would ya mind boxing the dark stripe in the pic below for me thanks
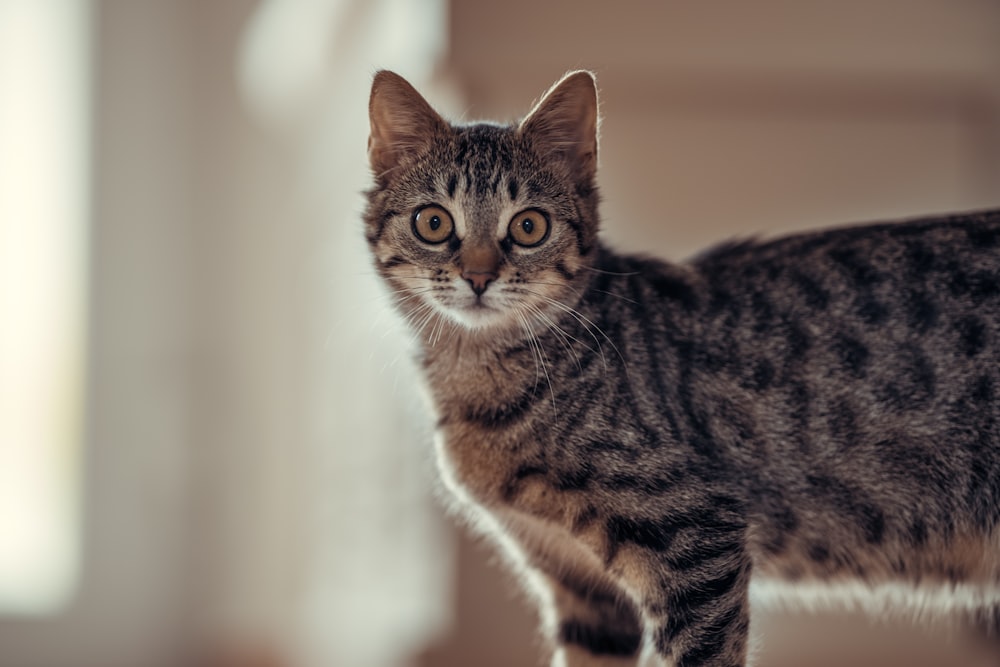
[526,177,545,198]
[646,269,700,312]
[559,620,641,657]
[556,570,628,608]
[657,571,745,649]
[828,246,883,287]
[751,290,775,333]
[378,255,407,270]
[551,376,606,442]
[971,375,994,404]
[833,333,870,377]
[806,474,886,544]
[784,319,811,359]
[674,341,721,461]
[554,261,576,281]
[856,294,888,325]
[790,270,830,310]
[501,463,546,501]
[748,359,775,391]
[446,173,458,198]
[553,459,594,491]
[676,567,743,615]
[474,164,491,196]
[950,268,1000,303]
[906,290,938,333]
[607,516,675,553]
[904,240,937,274]
[909,517,928,547]
[453,136,469,165]
[369,208,399,243]
[956,315,987,357]
[807,542,830,563]
[571,504,600,533]
[462,383,541,429]
[571,201,592,254]
[663,536,744,573]
[566,219,588,255]
[675,603,745,667]
[602,471,685,495]
[607,509,743,557]
[628,276,684,442]
[507,178,519,201]
[967,224,1000,248]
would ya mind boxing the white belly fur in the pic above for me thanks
[750,576,1000,622]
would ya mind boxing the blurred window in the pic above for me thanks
[0,0,89,615]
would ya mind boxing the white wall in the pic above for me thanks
[0,2,452,666]
[0,2,194,664]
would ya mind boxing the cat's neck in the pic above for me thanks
[411,319,528,418]
[416,315,533,377]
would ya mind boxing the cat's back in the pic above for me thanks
[685,209,1000,387]
[694,209,1000,319]
[657,209,1000,588]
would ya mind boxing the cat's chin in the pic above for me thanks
[446,304,511,331]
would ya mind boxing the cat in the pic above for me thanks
[363,69,1000,667]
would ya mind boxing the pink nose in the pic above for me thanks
[461,269,497,296]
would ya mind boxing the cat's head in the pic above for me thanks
[364,70,601,336]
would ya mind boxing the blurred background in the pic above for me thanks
[1,1,999,666]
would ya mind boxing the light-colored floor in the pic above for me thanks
[756,613,998,667]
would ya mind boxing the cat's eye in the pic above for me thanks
[412,205,454,244]
[508,209,550,247]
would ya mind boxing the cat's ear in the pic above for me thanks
[519,71,599,184]
[368,71,447,180]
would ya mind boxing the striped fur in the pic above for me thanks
[364,70,1000,666]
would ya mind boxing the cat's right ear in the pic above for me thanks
[368,71,447,181]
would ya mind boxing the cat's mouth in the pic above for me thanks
[455,299,501,324]
[437,292,509,330]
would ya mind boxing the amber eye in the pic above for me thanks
[413,205,454,244]
[508,209,550,247]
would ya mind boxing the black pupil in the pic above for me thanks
[429,215,441,231]
[521,218,534,235]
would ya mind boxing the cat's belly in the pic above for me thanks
[750,575,1000,618]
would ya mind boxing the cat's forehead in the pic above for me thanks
[449,123,518,172]
[439,123,558,201]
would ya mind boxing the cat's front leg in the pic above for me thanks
[530,569,646,667]
[636,545,753,667]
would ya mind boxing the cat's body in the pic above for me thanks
[364,70,1000,666]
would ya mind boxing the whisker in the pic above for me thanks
[519,302,585,374]
[579,265,639,277]
[514,310,557,416]
[525,278,639,307]
[518,286,627,375]
[408,304,440,343]
[514,310,543,390]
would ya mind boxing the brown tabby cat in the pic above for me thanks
[363,69,1000,666]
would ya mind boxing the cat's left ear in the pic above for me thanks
[368,70,448,180]
[518,71,599,185]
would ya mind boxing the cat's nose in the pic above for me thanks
[462,269,497,296]
[461,245,500,296]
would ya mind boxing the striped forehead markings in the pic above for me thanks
[508,178,519,201]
